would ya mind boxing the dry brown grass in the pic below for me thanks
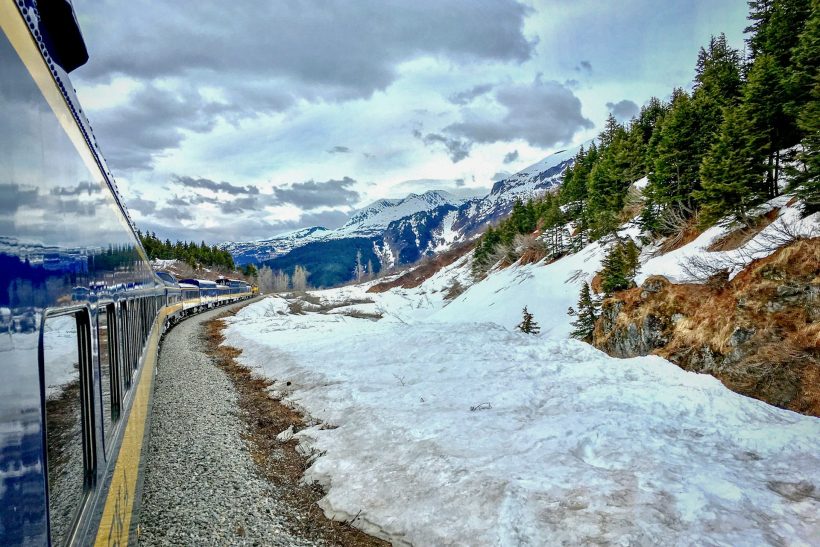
[707,208,780,252]
[339,309,383,320]
[590,273,603,294]
[657,216,702,255]
[515,233,549,265]
[368,240,476,292]
[205,312,388,546]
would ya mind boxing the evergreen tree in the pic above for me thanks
[792,1,820,212]
[696,106,766,224]
[796,77,820,213]
[694,34,743,107]
[744,54,793,197]
[647,89,708,209]
[600,239,640,295]
[568,282,599,342]
[516,306,540,334]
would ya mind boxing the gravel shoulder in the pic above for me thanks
[137,300,386,546]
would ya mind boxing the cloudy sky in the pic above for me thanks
[71,0,749,244]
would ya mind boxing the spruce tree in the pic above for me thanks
[796,79,820,214]
[744,54,791,197]
[694,34,743,108]
[696,106,765,224]
[792,1,820,213]
[599,239,640,295]
[517,306,540,334]
[568,282,599,342]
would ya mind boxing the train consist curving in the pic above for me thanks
[0,2,256,545]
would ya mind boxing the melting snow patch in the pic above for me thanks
[225,300,820,545]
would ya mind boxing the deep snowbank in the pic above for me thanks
[225,299,820,545]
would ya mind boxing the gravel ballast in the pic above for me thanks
[137,302,316,546]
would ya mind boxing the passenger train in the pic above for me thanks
[0,2,257,544]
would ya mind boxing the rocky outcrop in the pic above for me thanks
[593,238,820,416]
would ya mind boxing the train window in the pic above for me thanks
[97,305,118,452]
[42,311,94,545]
[120,301,131,393]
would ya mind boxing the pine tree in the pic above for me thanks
[696,106,766,224]
[694,34,743,108]
[744,54,792,197]
[600,239,640,295]
[792,1,820,213]
[516,306,540,334]
[647,89,708,209]
[568,282,599,342]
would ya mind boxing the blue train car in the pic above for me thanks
[0,2,257,545]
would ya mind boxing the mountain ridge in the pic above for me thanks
[223,143,585,285]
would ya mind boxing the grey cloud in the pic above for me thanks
[503,150,519,164]
[73,0,535,170]
[136,209,350,244]
[154,206,194,222]
[167,194,220,207]
[606,99,640,121]
[76,1,534,100]
[492,171,511,181]
[273,177,359,209]
[220,196,263,214]
[448,83,495,105]
[444,79,593,148]
[172,175,259,195]
[576,60,592,73]
[90,85,229,170]
[327,146,351,154]
[421,133,472,162]
[50,181,101,196]
[127,196,157,214]
[0,184,39,213]
[56,197,107,217]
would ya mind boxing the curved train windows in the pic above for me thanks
[97,305,118,453]
[119,301,131,394]
[42,311,95,545]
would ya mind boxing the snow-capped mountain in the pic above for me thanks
[224,144,581,286]
[222,226,331,265]
[338,190,463,236]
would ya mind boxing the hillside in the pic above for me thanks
[221,189,819,545]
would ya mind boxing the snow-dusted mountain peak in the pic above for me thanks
[341,189,465,234]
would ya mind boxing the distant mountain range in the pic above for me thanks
[222,145,580,287]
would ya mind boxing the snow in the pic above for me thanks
[339,190,463,235]
[633,175,649,190]
[226,301,820,545]
[637,196,819,284]
[221,194,819,545]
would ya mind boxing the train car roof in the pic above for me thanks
[178,278,218,288]
[155,271,179,287]
[178,283,198,289]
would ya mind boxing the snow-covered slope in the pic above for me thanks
[223,145,581,275]
[223,196,820,543]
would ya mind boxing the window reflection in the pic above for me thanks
[97,305,117,453]
[42,314,86,545]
